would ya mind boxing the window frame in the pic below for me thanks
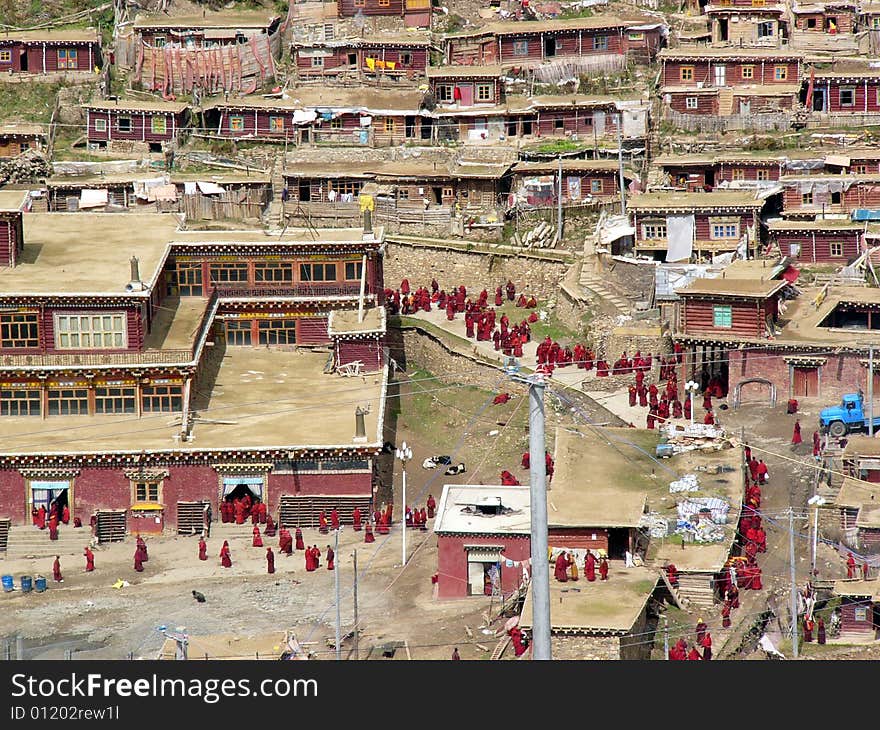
[590,179,603,194]
[253,261,294,285]
[642,222,667,240]
[711,223,739,239]
[117,116,132,133]
[593,35,609,51]
[680,66,694,82]
[0,312,39,349]
[208,262,249,284]
[141,384,183,413]
[685,96,698,110]
[476,83,493,102]
[299,262,338,282]
[225,319,252,346]
[773,65,788,81]
[0,50,11,64]
[802,192,813,206]
[512,40,529,56]
[344,261,364,281]
[829,240,844,257]
[54,313,127,350]
[756,169,770,181]
[713,305,733,329]
[437,84,454,103]
[269,116,285,133]
[94,386,136,414]
[94,117,107,132]
[57,48,78,69]
[151,115,167,135]
[47,388,89,416]
[0,388,41,416]
[132,480,162,504]
[229,115,245,132]
[311,55,325,68]
[257,319,297,345]
[741,65,754,80]
[840,87,856,107]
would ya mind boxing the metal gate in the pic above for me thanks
[278,495,373,528]
[95,509,126,544]
[177,501,207,536]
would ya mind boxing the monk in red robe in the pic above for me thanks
[319,511,329,534]
[628,385,637,407]
[36,505,46,530]
[252,525,263,548]
[234,499,245,525]
[792,419,803,445]
[704,409,715,425]
[295,527,305,551]
[599,557,609,581]
[419,508,428,530]
[198,536,208,560]
[364,523,375,543]
[554,552,571,582]
[847,552,857,578]
[265,514,276,538]
[585,552,596,581]
[53,555,63,582]
[331,508,340,531]
[313,546,321,568]
[701,632,712,660]
[220,540,232,568]
[258,501,267,525]
[722,601,731,628]
[352,507,362,531]
[251,503,260,525]
[378,512,390,535]
[495,286,503,307]
[84,547,95,572]
[326,545,335,570]
[136,535,148,561]
[666,563,679,587]
[500,470,520,486]
[427,494,436,519]
[62,505,70,524]
[134,547,144,572]
[305,547,315,571]
[266,547,275,574]
[48,519,58,541]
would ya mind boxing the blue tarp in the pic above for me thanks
[851,209,880,221]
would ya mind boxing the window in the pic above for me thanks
[299,263,337,281]
[711,223,739,239]
[258,319,297,345]
[855,164,869,174]
[437,84,454,103]
[95,387,136,414]
[686,97,698,110]
[151,116,167,135]
[442,187,454,198]
[58,48,78,69]
[806,18,817,29]
[378,0,391,5]
[330,117,342,130]
[230,115,245,132]
[0,313,39,349]
[732,169,745,181]
[117,116,132,133]
[643,222,667,239]
[713,305,733,328]
[840,87,856,107]
[398,188,409,200]
[513,40,529,56]
[254,262,294,284]
[830,241,844,257]
[173,263,202,297]
[593,36,609,51]
[758,21,775,39]
[55,314,126,349]
[774,65,787,81]
[94,118,107,132]
[154,36,166,48]
[354,0,365,6]
[756,169,770,181]
[141,384,183,412]
[874,17,880,29]
[476,83,493,102]
[752,0,766,5]
[401,52,413,66]
[680,66,694,82]
[0,50,11,63]
[0,389,40,416]
[345,261,364,280]
[831,191,841,205]
[47,388,89,416]
[225,320,252,346]
[590,179,603,193]
[384,117,395,134]
[855,606,868,622]
[311,56,324,67]
[329,180,361,197]
[554,118,565,130]
[802,192,813,205]
[269,116,284,132]
[133,481,161,504]
[741,65,754,80]
[209,263,249,284]
[628,32,645,41]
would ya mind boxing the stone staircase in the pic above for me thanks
[579,260,630,315]
[3,525,93,560]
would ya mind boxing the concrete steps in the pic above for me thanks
[3,525,93,560]
[579,266,629,314]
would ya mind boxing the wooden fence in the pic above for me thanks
[664,109,794,133]
[179,186,271,221]
[806,112,880,129]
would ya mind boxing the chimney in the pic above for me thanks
[353,406,368,443]
[363,208,373,239]
[127,255,144,292]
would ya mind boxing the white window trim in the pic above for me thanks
[54,313,127,350]
[685,96,698,109]
[94,118,107,132]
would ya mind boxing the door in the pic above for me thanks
[792,367,819,397]
[544,37,556,57]
[718,18,729,41]
[739,100,751,115]
[404,115,416,139]
[459,83,474,106]
[813,88,826,112]
[467,561,484,595]
[19,48,27,71]
[714,65,726,87]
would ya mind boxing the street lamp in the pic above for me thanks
[685,380,700,428]
[808,494,827,577]
[395,441,413,566]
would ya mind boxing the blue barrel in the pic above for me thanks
[1,575,13,592]
[20,575,32,593]
[34,576,47,593]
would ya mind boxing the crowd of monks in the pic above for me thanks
[31,501,85,540]
[668,619,714,660]
[553,549,609,583]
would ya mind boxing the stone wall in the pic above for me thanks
[550,634,623,660]
[383,241,570,299]
[606,323,672,365]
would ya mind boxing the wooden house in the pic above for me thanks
[779,173,880,217]
[628,191,767,260]
[677,277,787,340]
[0,124,47,158]
[0,214,389,534]
[511,160,630,208]
[832,580,879,640]
[83,99,189,152]
[337,0,432,28]
[0,29,101,74]
[791,1,857,32]
[809,66,880,114]
[705,0,789,45]
[659,48,803,117]
[292,32,431,79]
[767,219,864,262]
[128,10,283,96]
[427,66,504,107]
[0,191,28,267]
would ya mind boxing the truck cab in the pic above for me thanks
[820,391,876,437]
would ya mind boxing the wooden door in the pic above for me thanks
[792,367,819,397]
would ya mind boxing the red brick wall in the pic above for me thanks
[339,0,404,16]
[0,469,26,521]
[87,109,181,143]
[0,42,22,72]
[337,339,384,369]
[436,533,531,599]
[663,59,799,87]
[277,471,372,497]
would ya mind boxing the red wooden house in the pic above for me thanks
[427,66,503,107]
[780,173,880,217]
[659,48,803,117]
[0,28,100,74]
[292,33,431,79]
[809,66,880,113]
[792,1,856,32]
[83,99,189,152]
[0,191,28,268]
[677,277,787,340]
[511,160,631,207]
[0,213,389,535]
[0,124,47,158]
[705,0,789,45]
[433,484,532,599]
[628,191,767,260]
[767,219,864,262]
[132,10,282,48]
[832,581,879,641]
[337,0,431,28]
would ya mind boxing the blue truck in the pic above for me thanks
[819,391,880,437]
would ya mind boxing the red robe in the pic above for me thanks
[327,547,335,571]
[847,553,856,578]
[331,509,340,531]
[427,496,436,519]
[37,506,46,530]
[353,507,362,531]
[252,526,263,548]
[62,506,70,524]
[84,548,95,572]
[364,523,375,543]
[198,539,208,560]
[599,558,609,581]
[792,420,802,444]
[319,512,329,534]
[265,515,276,537]
[258,501,267,525]
[220,543,232,568]
[49,520,58,541]
[295,528,305,551]
[266,548,275,574]
[53,558,63,582]
[134,549,145,572]
[585,552,596,582]
[554,553,571,582]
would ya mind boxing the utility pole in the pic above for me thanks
[352,549,359,660]
[663,615,669,660]
[617,111,626,215]
[526,373,552,660]
[869,343,875,437]
[556,154,563,242]
[789,508,799,660]
[334,528,341,660]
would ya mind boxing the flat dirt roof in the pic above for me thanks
[83,100,188,114]
[0,29,99,43]
[627,191,765,210]
[0,190,28,212]
[835,476,880,508]
[833,578,880,599]
[158,631,288,659]
[843,436,880,458]
[143,297,209,351]
[678,277,788,298]
[520,567,659,632]
[134,11,278,29]
[0,348,385,456]
[434,484,531,534]
[0,214,180,295]
[328,307,385,336]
